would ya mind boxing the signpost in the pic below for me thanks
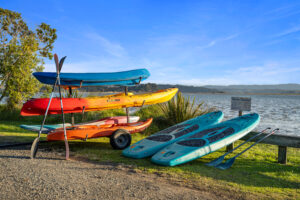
[231,97,251,112]
[227,97,251,151]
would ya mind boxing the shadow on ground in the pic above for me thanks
[43,141,300,190]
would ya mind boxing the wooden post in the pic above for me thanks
[226,110,242,152]
[278,146,287,164]
[238,110,243,117]
[125,86,130,123]
[69,87,75,126]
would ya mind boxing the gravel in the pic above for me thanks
[0,146,219,200]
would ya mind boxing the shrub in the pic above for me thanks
[158,92,215,125]
[135,105,169,135]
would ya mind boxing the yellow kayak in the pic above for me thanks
[21,88,178,116]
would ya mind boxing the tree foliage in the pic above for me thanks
[0,8,56,109]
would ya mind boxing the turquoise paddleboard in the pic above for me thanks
[122,111,224,159]
[151,113,260,166]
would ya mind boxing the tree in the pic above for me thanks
[0,8,56,109]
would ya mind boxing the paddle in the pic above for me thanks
[216,128,279,170]
[206,127,271,167]
[30,54,67,159]
[55,55,69,160]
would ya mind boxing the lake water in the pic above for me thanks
[30,91,300,137]
[183,93,300,137]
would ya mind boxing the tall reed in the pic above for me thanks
[158,92,215,125]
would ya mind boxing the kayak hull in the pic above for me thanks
[20,116,140,133]
[47,118,153,141]
[21,88,178,116]
[33,69,150,87]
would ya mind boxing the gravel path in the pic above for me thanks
[0,146,220,200]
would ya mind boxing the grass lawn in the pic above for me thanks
[0,120,299,199]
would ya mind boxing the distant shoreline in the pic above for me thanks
[85,91,300,96]
[39,82,300,96]
[181,92,300,96]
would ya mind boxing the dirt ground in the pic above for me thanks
[0,146,242,200]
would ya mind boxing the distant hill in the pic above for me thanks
[157,84,222,93]
[71,83,223,93]
[205,84,300,90]
[204,84,300,94]
[41,83,300,94]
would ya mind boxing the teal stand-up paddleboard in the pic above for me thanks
[122,111,224,159]
[151,113,260,166]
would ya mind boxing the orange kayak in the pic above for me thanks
[47,118,153,141]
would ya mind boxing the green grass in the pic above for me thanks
[0,120,299,199]
[64,137,299,200]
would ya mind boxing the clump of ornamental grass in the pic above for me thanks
[158,92,215,125]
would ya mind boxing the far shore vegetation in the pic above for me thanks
[40,83,300,96]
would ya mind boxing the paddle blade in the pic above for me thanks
[206,155,225,167]
[54,54,59,73]
[216,157,236,170]
[59,56,66,72]
[30,138,40,159]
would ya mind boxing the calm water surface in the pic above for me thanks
[184,93,300,136]
[33,91,300,136]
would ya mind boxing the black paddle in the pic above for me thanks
[206,127,271,167]
[30,54,68,159]
[55,55,69,160]
[216,128,279,170]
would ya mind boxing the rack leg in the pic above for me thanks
[226,110,243,152]
[69,87,75,125]
[125,86,130,123]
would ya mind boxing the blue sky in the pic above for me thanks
[2,0,300,85]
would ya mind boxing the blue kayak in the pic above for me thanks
[33,69,150,86]
[122,111,224,159]
[151,113,260,166]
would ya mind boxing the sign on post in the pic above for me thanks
[231,97,251,111]
[227,97,251,152]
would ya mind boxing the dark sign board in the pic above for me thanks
[231,97,251,111]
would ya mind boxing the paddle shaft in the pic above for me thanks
[37,79,58,138]
[235,128,279,158]
[30,55,61,159]
[223,127,271,157]
[57,69,69,160]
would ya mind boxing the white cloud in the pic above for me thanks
[43,60,300,85]
[274,26,300,38]
[224,63,300,84]
[43,60,137,73]
[147,62,300,86]
[85,32,127,57]
[174,78,238,86]
[42,30,300,86]
[197,33,240,50]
